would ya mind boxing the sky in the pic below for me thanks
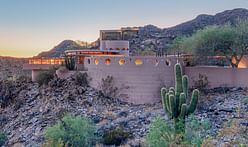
[0,0,248,57]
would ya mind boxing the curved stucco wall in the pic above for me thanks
[84,56,182,104]
[100,40,129,56]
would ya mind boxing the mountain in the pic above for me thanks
[34,40,77,58]
[129,8,248,55]
[35,8,248,57]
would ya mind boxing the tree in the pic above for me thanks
[167,35,186,55]
[174,20,248,68]
[231,20,248,67]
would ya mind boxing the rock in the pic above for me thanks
[13,142,25,147]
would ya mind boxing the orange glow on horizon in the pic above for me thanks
[0,50,40,58]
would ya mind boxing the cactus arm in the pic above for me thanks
[161,88,169,114]
[166,93,171,114]
[182,75,188,100]
[175,63,183,94]
[179,93,186,107]
[169,95,177,118]
[169,87,175,95]
[187,89,199,115]
[179,104,187,119]
[175,92,180,116]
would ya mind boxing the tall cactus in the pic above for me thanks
[161,63,199,135]
[65,55,75,70]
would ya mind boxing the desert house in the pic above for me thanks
[23,29,248,104]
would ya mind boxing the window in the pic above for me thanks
[119,59,126,66]
[88,59,91,64]
[105,59,111,66]
[95,58,99,65]
[135,59,143,66]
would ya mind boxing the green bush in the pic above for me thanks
[144,116,174,147]
[0,132,7,146]
[184,115,210,146]
[145,116,210,147]
[44,114,97,147]
[103,126,130,146]
[42,138,68,147]
[37,70,55,86]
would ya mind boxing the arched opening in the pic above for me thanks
[166,59,171,66]
[119,59,126,66]
[116,48,120,50]
[135,59,143,66]
[95,58,99,65]
[121,48,126,51]
[105,59,111,66]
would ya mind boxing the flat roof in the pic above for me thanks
[64,49,120,53]
[100,30,122,33]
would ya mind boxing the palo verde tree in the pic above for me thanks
[161,63,199,135]
[174,20,248,68]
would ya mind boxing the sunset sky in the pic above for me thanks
[0,0,248,57]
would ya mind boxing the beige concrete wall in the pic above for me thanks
[100,40,129,56]
[84,56,182,104]
[185,66,248,88]
[54,57,248,104]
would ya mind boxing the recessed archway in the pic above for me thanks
[135,59,143,66]
[95,58,99,65]
[105,59,111,66]
[119,59,126,66]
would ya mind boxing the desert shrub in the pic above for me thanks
[98,75,118,98]
[103,126,131,146]
[193,73,209,91]
[184,115,211,146]
[16,74,31,83]
[0,132,7,146]
[42,138,68,147]
[74,72,90,87]
[216,119,248,146]
[144,116,174,147]
[145,116,210,147]
[0,80,16,108]
[242,96,248,104]
[37,69,55,86]
[44,114,97,147]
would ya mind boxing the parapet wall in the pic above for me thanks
[55,57,248,104]
[100,40,129,56]
[84,56,182,104]
[185,66,248,88]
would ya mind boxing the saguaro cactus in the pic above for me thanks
[161,63,199,135]
[65,55,75,70]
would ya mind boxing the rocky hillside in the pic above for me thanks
[128,8,248,55]
[0,74,248,146]
[0,57,30,81]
